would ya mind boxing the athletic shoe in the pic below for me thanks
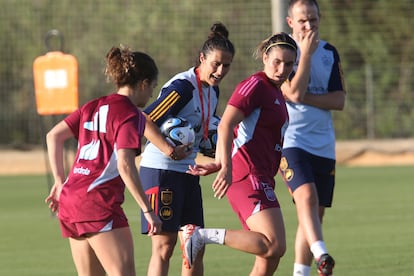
[180,224,204,269]
[316,254,335,276]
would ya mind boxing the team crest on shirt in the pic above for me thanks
[262,182,276,202]
[159,206,173,220]
[322,54,332,67]
[161,190,173,205]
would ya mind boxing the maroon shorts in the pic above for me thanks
[59,214,129,238]
[226,174,280,230]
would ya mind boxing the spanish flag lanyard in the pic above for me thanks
[195,67,210,141]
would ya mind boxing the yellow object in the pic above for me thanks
[33,51,78,115]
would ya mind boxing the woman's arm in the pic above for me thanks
[117,148,162,235]
[212,105,244,199]
[44,120,73,212]
[143,114,191,160]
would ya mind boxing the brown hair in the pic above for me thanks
[105,46,158,88]
[254,32,297,59]
[196,22,235,66]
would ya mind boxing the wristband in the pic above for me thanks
[143,208,154,213]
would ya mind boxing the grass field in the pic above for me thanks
[0,165,413,275]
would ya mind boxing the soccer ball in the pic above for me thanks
[160,117,195,146]
[199,116,220,158]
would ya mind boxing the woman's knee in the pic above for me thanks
[294,184,319,207]
[270,240,286,258]
[152,235,177,260]
[260,238,286,259]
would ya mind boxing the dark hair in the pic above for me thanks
[254,32,298,59]
[105,46,158,88]
[196,22,235,66]
[288,0,320,17]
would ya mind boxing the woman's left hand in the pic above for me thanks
[187,163,221,176]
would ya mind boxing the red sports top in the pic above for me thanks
[229,71,289,183]
[58,94,145,223]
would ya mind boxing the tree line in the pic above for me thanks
[0,0,413,145]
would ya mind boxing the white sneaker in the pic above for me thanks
[180,224,204,269]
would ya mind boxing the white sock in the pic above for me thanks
[310,240,328,259]
[293,263,311,276]
[198,228,225,245]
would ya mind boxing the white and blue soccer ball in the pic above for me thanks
[160,117,195,146]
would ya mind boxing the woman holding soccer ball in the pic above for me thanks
[187,32,318,275]
[139,22,235,276]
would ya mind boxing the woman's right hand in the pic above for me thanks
[44,182,63,213]
[169,144,193,160]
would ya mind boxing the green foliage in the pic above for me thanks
[318,0,414,139]
[1,166,413,275]
[1,0,414,144]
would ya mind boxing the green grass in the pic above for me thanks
[0,166,413,275]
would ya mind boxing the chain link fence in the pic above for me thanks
[1,0,413,147]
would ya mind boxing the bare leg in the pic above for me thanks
[87,227,136,276]
[222,208,286,276]
[294,223,313,266]
[180,235,205,276]
[147,232,177,276]
[292,182,324,265]
[179,225,205,276]
[69,237,106,276]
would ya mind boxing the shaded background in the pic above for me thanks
[1,0,413,146]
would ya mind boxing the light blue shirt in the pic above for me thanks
[140,67,220,172]
[283,40,344,159]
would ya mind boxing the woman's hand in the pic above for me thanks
[212,166,232,199]
[44,182,64,213]
[169,144,193,160]
[144,211,162,236]
[187,162,221,176]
